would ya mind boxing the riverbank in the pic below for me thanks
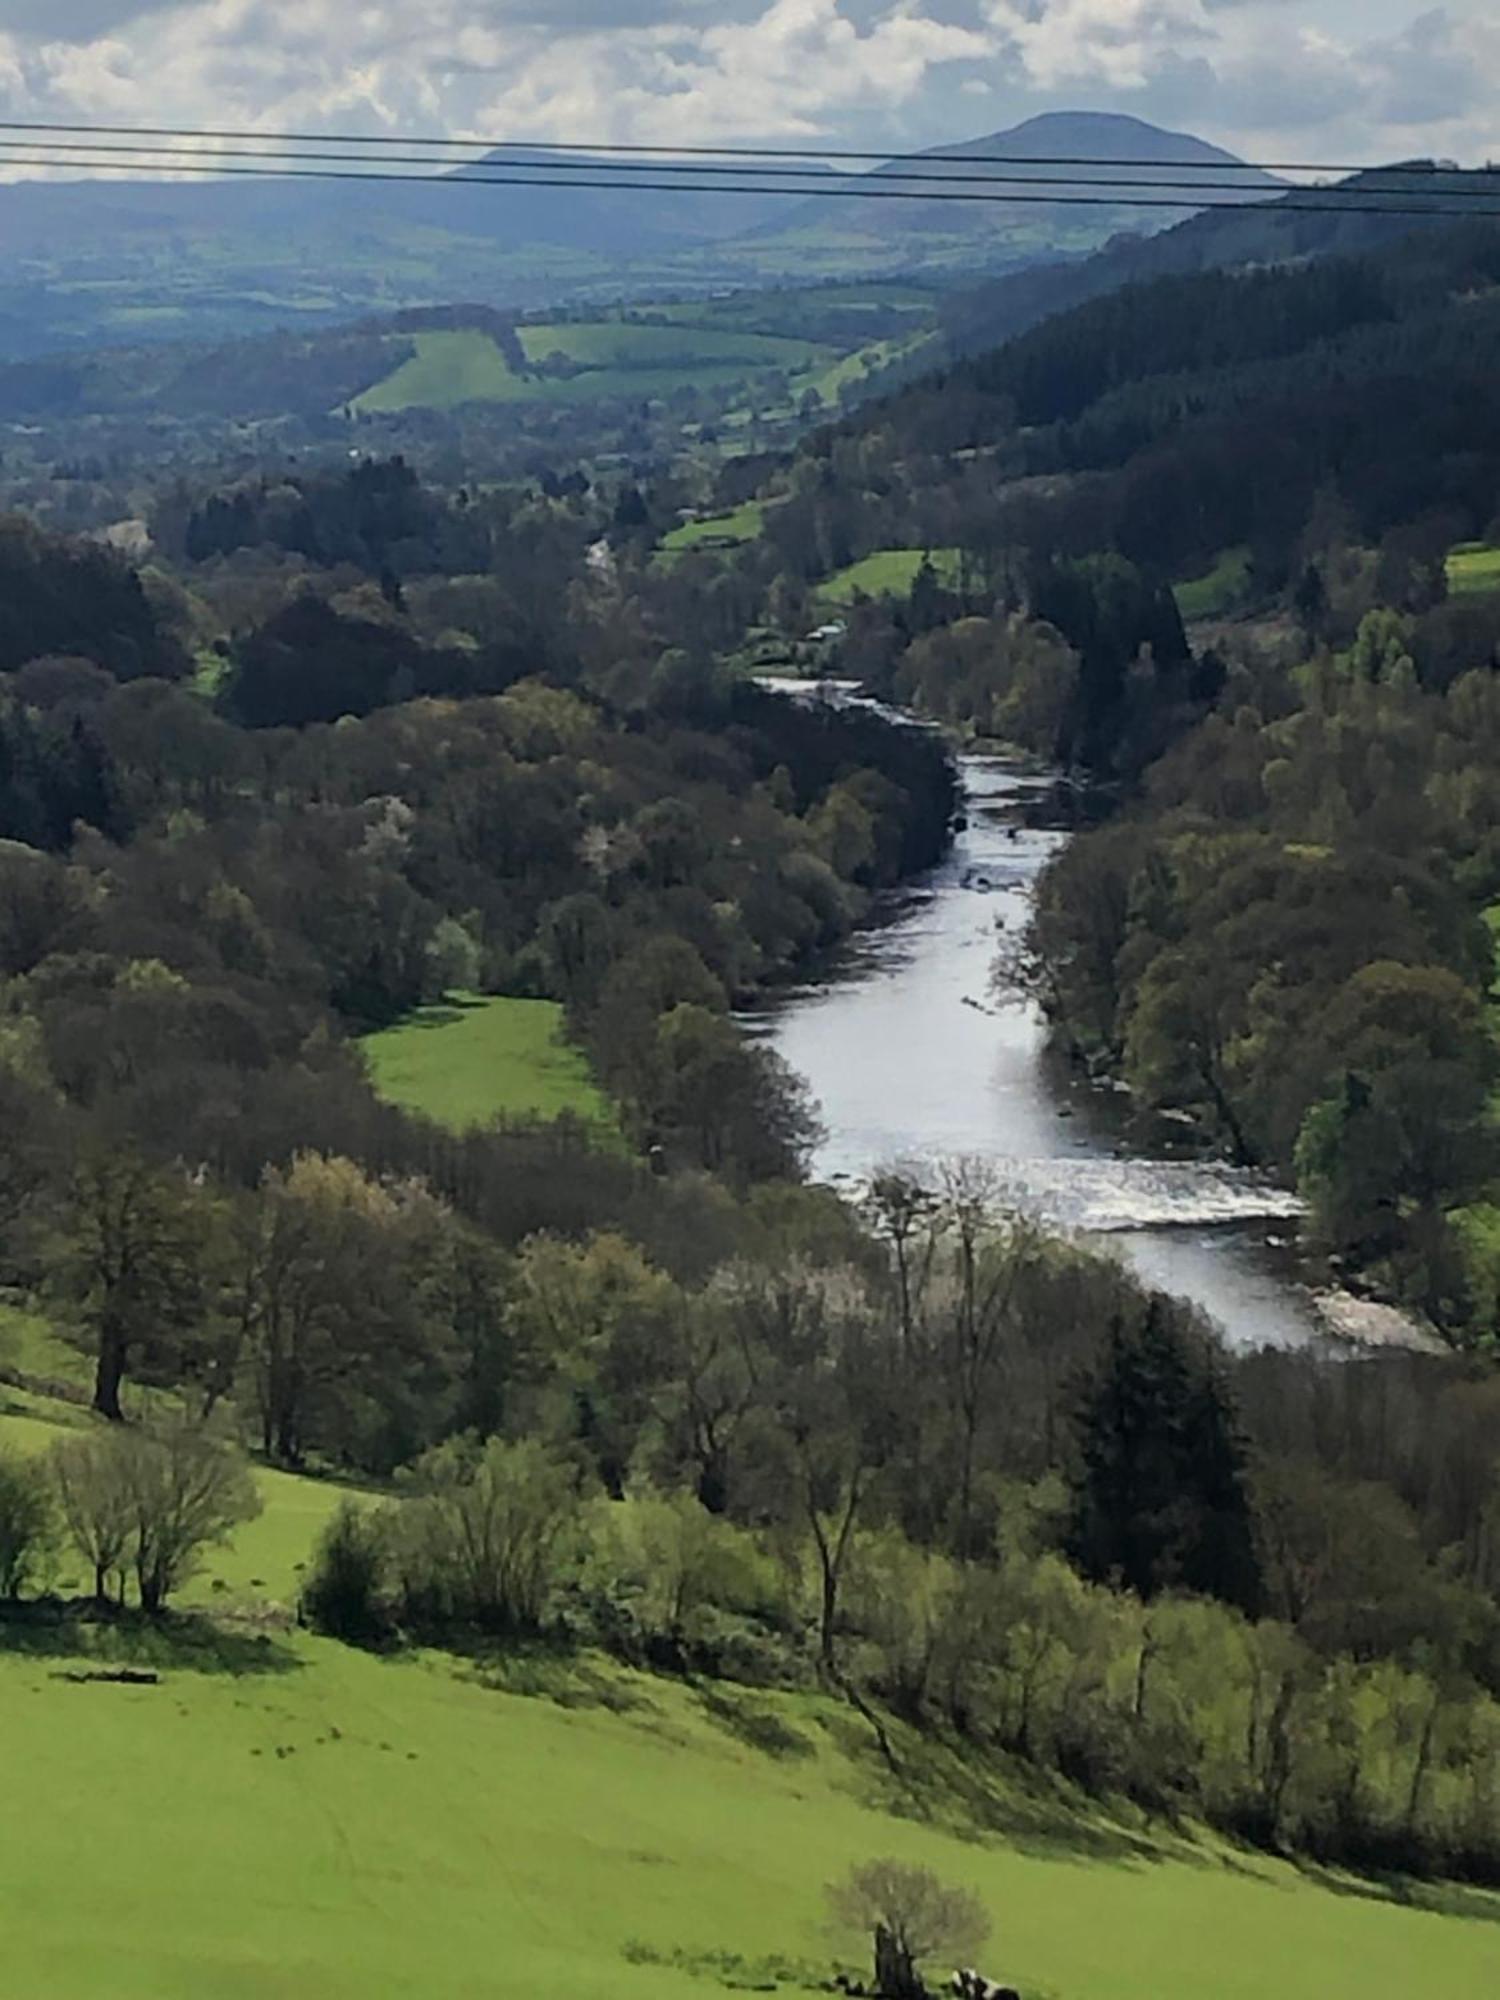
[761,751,1441,1356]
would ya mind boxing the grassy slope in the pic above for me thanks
[361,994,615,1134]
[1174,547,1253,622]
[1448,543,1500,596]
[353,331,522,413]
[518,321,828,374]
[820,548,964,604]
[0,1394,347,1606]
[660,502,769,555]
[353,320,841,414]
[1,1393,1498,2000]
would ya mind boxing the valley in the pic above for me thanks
[3,66,1500,2000]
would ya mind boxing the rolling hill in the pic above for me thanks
[0,116,1279,357]
[2,1389,1497,2000]
[727,113,1282,279]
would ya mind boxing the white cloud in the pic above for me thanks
[981,0,1214,94]
[0,0,1494,166]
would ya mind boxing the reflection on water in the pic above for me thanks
[757,758,1323,1351]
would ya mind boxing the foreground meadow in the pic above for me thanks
[2,1398,1497,2000]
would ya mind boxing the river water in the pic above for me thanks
[758,753,1328,1353]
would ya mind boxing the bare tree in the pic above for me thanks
[51,1425,260,1613]
[124,1425,261,1615]
[50,1433,134,1604]
[825,1858,991,2000]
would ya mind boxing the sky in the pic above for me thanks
[0,0,1495,168]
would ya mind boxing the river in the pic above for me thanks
[757,749,1331,1353]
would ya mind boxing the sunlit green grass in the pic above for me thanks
[3,1382,1498,1999]
[353,320,840,415]
[819,548,964,604]
[1448,542,1500,596]
[660,502,768,556]
[1174,546,1253,622]
[354,330,523,413]
[362,993,616,1135]
[519,320,826,374]
[3,1605,1497,1999]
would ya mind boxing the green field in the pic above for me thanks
[1448,542,1500,596]
[353,331,524,413]
[353,319,842,415]
[819,548,965,604]
[2,1387,1498,1999]
[361,994,615,1134]
[1174,546,1254,622]
[660,502,770,557]
[518,320,826,376]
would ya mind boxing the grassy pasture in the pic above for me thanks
[518,320,827,375]
[353,330,522,412]
[353,318,843,414]
[1174,546,1253,622]
[3,1599,1498,1995]
[361,993,615,1135]
[1448,542,1500,596]
[659,501,769,556]
[819,548,965,604]
[2,1386,1499,1998]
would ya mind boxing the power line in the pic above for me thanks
[9,134,1500,202]
[0,116,1488,182]
[6,133,1500,204]
[0,149,1495,221]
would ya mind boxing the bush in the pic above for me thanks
[392,1437,581,1635]
[300,1500,391,1645]
[0,1446,53,1599]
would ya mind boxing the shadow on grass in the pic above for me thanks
[829,1710,1221,1874]
[1295,1859,1500,1926]
[445,1633,660,1717]
[401,995,494,1032]
[696,1684,818,1762]
[0,1600,304,1678]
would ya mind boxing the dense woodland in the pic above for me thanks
[4,204,1500,1903]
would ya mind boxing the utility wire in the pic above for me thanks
[6,133,1500,203]
[0,116,1488,181]
[0,149,1495,220]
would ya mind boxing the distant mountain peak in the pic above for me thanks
[920,111,1279,184]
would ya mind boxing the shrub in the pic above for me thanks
[393,1437,580,1635]
[300,1500,392,1645]
[0,1446,53,1599]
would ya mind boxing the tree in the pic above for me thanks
[51,1426,260,1612]
[0,1447,53,1599]
[58,1151,211,1421]
[1068,1302,1260,1614]
[50,1432,134,1604]
[506,1231,683,1496]
[649,1005,822,1184]
[729,1259,897,1673]
[123,1425,262,1614]
[825,1858,990,2000]
[235,1154,452,1471]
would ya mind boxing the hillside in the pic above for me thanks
[732,113,1281,280]
[779,217,1500,597]
[933,161,1486,362]
[0,287,940,433]
[0,115,1275,356]
[2,1394,1497,2000]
